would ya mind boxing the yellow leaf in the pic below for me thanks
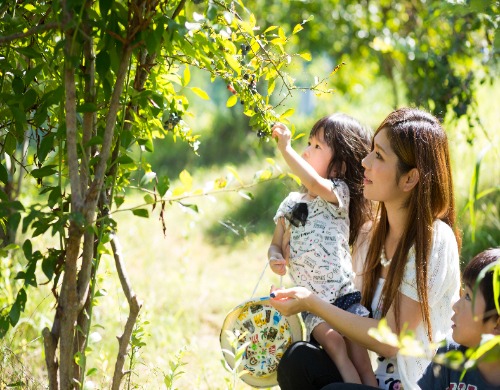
[223,53,241,74]
[280,108,295,119]
[264,26,278,34]
[292,24,303,34]
[226,95,238,107]
[299,52,312,61]
[227,166,243,184]
[190,87,210,100]
[172,187,186,197]
[267,79,276,95]
[183,66,191,86]
[179,170,193,190]
[287,173,301,186]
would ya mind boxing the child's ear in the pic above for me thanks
[331,161,347,178]
[493,316,500,335]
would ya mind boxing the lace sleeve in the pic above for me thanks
[400,220,460,304]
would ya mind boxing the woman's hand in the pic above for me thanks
[269,286,314,316]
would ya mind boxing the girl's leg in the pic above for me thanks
[312,322,362,384]
[277,341,343,390]
[345,339,378,386]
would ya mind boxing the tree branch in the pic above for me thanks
[42,327,59,390]
[109,234,142,390]
[0,22,59,44]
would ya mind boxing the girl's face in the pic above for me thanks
[302,127,334,179]
[361,128,408,204]
[451,284,495,348]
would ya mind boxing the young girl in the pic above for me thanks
[268,114,377,385]
[269,108,461,390]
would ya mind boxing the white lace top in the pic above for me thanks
[352,219,461,390]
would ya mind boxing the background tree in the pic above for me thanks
[0,0,326,388]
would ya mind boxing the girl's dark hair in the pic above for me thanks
[361,107,461,341]
[463,248,500,322]
[310,113,372,246]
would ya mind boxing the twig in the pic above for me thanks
[0,22,59,44]
[110,233,142,390]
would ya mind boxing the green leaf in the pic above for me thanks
[42,253,57,281]
[178,202,199,213]
[24,64,44,86]
[157,176,170,197]
[12,76,24,95]
[74,351,85,367]
[31,165,58,179]
[0,164,8,185]
[226,95,238,107]
[23,88,38,109]
[77,103,98,113]
[190,87,210,100]
[22,239,32,262]
[99,0,111,16]
[96,50,111,77]
[4,133,17,156]
[144,194,155,204]
[115,195,125,208]
[48,186,62,208]
[38,133,55,163]
[10,106,28,139]
[132,209,149,218]
[9,289,27,326]
[116,155,134,165]
[86,368,98,376]
[237,191,254,200]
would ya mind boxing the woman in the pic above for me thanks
[269,107,461,390]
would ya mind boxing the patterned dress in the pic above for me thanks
[274,179,367,337]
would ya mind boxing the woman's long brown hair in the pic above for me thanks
[360,108,461,340]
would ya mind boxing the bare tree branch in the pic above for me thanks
[109,234,142,389]
[0,22,59,45]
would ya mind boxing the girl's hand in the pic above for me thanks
[269,255,287,276]
[271,122,292,151]
[269,286,313,316]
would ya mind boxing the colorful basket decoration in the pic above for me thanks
[220,297,304,388]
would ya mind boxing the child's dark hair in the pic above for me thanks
[310,113,372,246]
[463,247,500,322]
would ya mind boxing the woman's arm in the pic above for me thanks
[270,287,423,358]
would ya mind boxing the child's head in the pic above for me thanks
[452,248,500,347]
[309,113,372,245]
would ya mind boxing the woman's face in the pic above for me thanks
[361,128,407,204]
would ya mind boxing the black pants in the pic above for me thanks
[277,341,380,390]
